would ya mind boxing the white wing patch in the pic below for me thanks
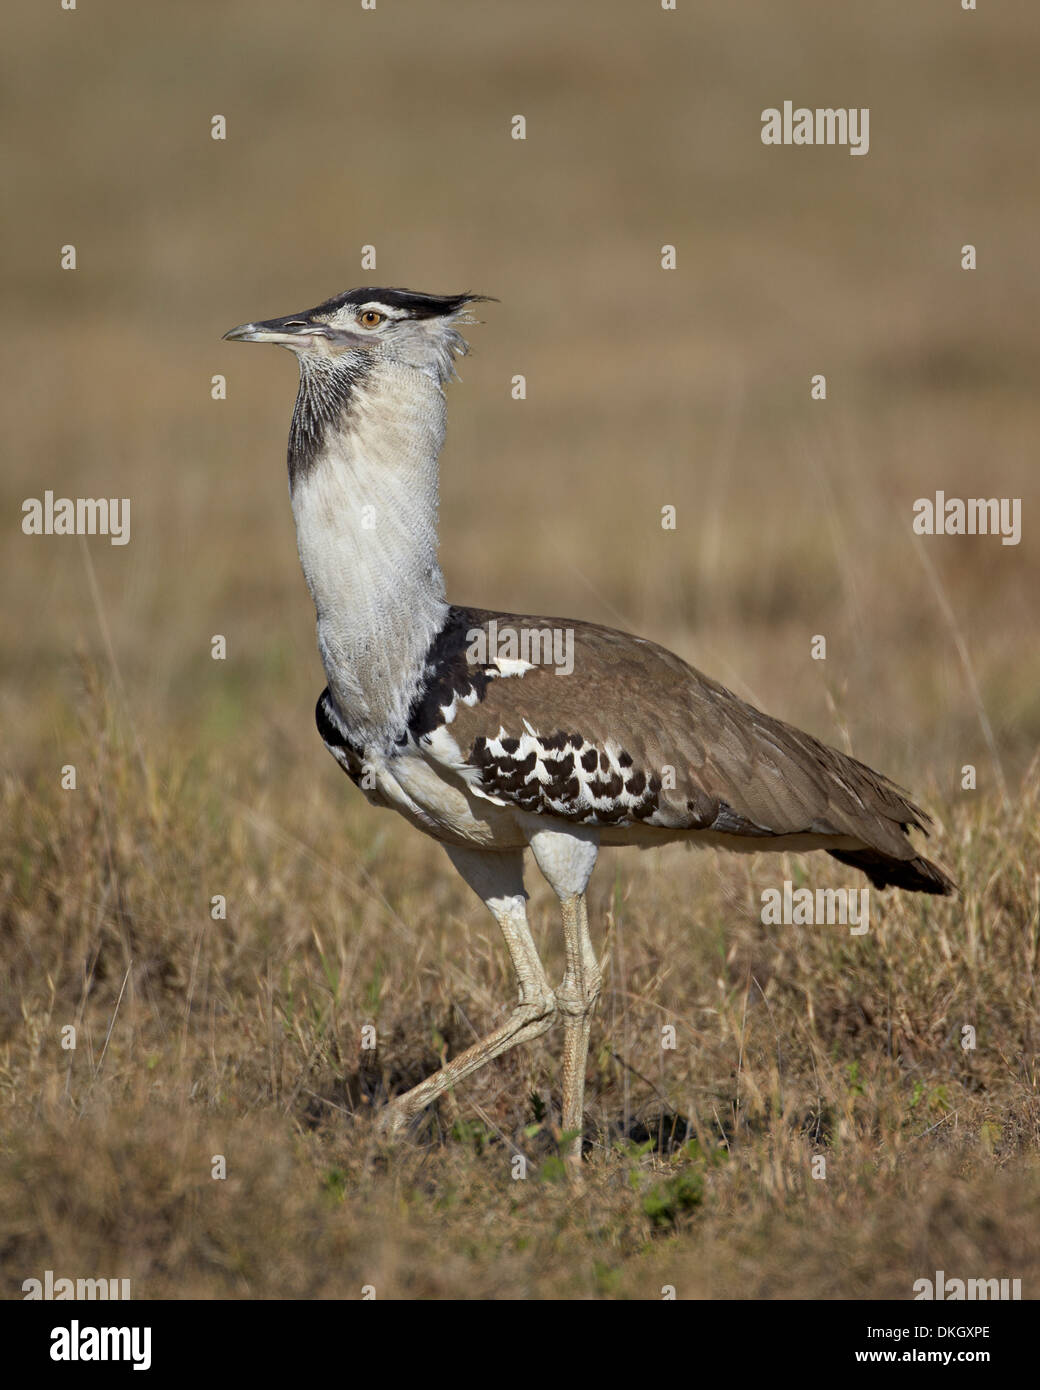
[490,655,534,678]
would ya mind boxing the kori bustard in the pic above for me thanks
[225,286,954,1166]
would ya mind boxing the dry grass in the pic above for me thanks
[2,684,1038,1298]
[2,0,1038,1298]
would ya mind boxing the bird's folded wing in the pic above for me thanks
[408,606,931,859]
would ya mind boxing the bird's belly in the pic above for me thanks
[375,751,526,850]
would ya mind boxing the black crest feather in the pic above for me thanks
[314,287,494,320]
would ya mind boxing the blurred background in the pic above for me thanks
[1,0,1037,1300]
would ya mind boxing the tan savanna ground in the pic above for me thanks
[2,1,1038,1298]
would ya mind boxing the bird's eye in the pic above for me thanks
[359,310,385,328]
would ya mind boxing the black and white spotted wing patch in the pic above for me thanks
[466,728,676,825]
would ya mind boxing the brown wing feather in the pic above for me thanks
[413,607,954,894]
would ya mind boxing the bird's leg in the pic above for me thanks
[557,889,602,1171]
[377,846,556,1137]
[517,818,602,1173]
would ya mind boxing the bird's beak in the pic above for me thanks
[223,314,329,349]
[223,312,370,351]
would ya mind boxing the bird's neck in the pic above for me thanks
[289,357,450,751]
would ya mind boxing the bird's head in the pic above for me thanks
[223,287,492,384]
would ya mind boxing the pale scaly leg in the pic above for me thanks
[557,890,603,1169]
[519,819,602,1171]
[378,844,556,1136]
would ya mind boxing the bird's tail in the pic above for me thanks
[828,847,957,896]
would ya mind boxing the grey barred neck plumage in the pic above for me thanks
[292,360,449,746]
[226,282,952,1158]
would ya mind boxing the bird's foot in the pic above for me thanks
[564,1148,586,1185]
[374,1098,413,1140]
